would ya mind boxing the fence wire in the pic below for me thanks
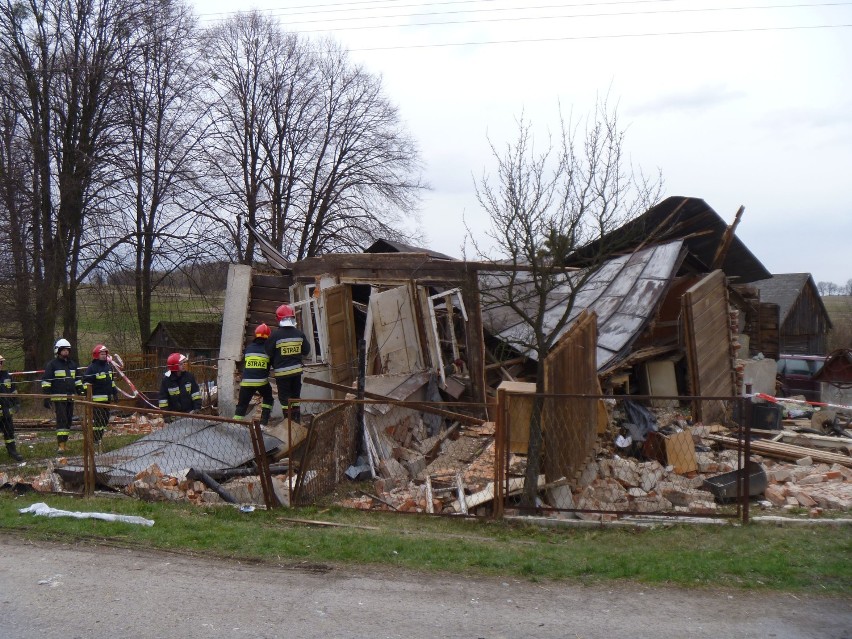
[8,385,765,523]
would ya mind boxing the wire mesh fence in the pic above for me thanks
[495,391,753,521]
[6,377,766,524]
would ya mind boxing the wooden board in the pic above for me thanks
[682,270,736,423]
[369,285,424,374]
[323,284,357,396]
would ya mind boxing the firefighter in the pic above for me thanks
[234,323,274,427]
[83,344,118,447]
[42,338,83,454]
[0,355,23,462]
[265,304,310,422]
[158,353,202,414]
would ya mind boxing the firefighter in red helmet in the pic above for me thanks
[159,353,201,414]
[83,344,118,447]
[265,304,310,422]
[234,323,274,427]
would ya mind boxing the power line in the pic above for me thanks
[277,2,852,33]
[346,22,852,50]
[197,0,683,20]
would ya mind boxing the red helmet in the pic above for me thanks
[92,344,108,359]
[255,323,271,339]
[167,352,188,372]
[276,304,295,321]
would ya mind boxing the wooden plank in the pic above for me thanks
[251,285,291,302]
[253,273,293,288]
[705,434,852,467]
[323,285,357,395]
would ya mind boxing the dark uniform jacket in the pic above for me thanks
[0,370,18,413]
[158,370,202,413]
[241,340,270,387]
[42,357,83,400]
[265,326,311,377]
[84,360,118,403]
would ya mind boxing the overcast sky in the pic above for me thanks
[195,0,851,286]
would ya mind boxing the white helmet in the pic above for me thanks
[54,338,72,354]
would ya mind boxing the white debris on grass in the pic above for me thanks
[19,502,154,526]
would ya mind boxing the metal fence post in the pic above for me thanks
[81,390,96,497]
[493,389,506,519]
[249,420,280,510]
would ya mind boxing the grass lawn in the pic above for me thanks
[1,493,849,593]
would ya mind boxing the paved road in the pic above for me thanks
[1,535,849,639]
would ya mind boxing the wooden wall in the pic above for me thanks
[781,283,830,355]
[682,270,737,423]
[247,272,293,341]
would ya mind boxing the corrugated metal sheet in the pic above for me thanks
[59,418,283,486]
[482,240,685,371]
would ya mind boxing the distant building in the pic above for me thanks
[751,273,832,355]
[145,321,223,367]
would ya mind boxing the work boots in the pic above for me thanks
[5,442,24,462]
[260,407,271,428]
[56,441,67,455]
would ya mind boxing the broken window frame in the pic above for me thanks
[291,287,325,364]
[426,287,468,387]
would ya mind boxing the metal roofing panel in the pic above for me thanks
[59,418,282,487]
[483,239,685,370]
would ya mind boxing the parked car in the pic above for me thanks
[776,354,826,402]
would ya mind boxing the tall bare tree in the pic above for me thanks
[0,0,142,366]
[115,0,207,345]
[473,100,663,506]
[201,14,424,264]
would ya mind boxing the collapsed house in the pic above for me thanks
[26,197,847,515]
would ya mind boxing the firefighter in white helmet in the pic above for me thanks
[41,338,83,454]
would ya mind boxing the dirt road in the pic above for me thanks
[0,536,849,639]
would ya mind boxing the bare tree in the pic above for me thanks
[0,0,142,367]
[200,14,425,264]
[115,0,208,345]
[472,100,662,506]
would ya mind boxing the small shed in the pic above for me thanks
[145,321,223,367]
[751,273,832,355]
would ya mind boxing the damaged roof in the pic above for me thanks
[364,239,456,260]
[481,239,686,371]
[577,196,771,283]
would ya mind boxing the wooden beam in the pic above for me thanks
[302,376,485,425]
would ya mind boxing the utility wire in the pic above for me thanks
[197,0,684,20]
[280,2,852,33]
[348,22,852,50]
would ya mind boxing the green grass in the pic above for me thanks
[1,493,849,593]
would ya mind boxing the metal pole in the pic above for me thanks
[82,387,96,497]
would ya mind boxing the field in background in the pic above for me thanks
[0,285,224,371]
[822,295,852,351]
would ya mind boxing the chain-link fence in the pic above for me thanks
[7,382,766,524]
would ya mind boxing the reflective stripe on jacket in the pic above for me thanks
[265,326,311,377]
